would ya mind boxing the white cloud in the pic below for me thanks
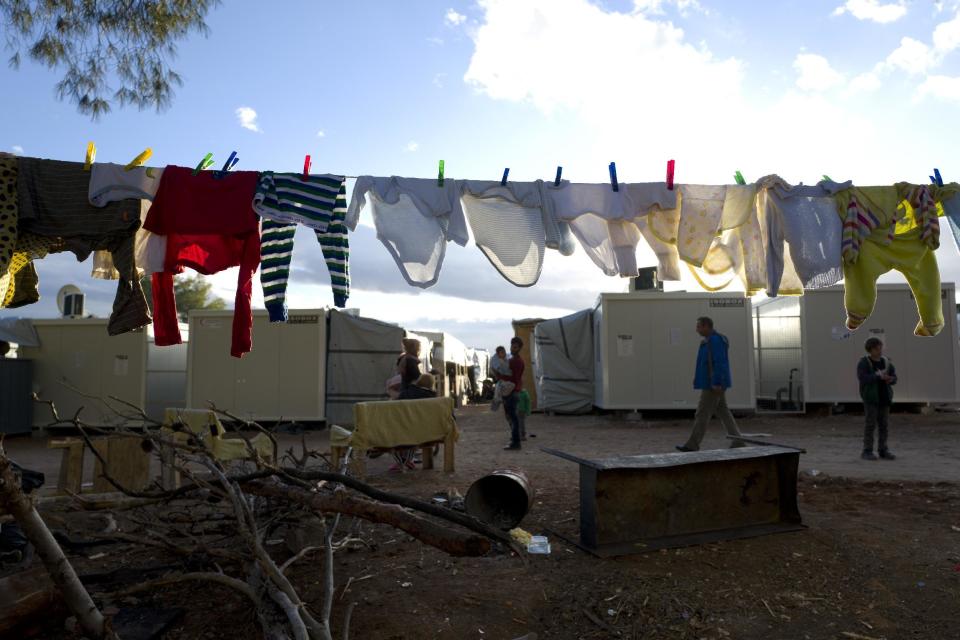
[793,53,845,91]
[884,36,936,74]
[633,0,706,16]
[427,36,445,45]
[849,70,883,92]
[235,106,261,133]
[316,130,325,138]
[917,74,960,102]
[933,11,960,53]
[832,0,908,23]
[405,141,420,152]
[433,73,447,88]
[11,145,23,155]
[445,8,467,26]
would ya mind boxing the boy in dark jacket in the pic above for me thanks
[858,337,897,461]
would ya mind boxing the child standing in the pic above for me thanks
[489,346,515,410]
[857,337,897,461]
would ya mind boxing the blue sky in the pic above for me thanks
[2,0,960,350]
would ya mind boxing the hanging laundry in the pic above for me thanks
[755,175,848,296]
[259,177,350,321]
[459,180,575,287]
[253,172,344,232]
[676,185,727,268]
[16,158,150,335]
[721,184,757,231]
[347,177,467,288]
[0,156,18,300]
[88,164,166,278]
[831,183,943,336]
[0,233,66,308]
[931,183,960,252]
[545,182,677,278]
[635,216,681,281]
[144,166,260,357]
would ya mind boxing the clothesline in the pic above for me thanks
[2,153,959,359]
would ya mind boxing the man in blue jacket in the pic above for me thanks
[676,316,744,452]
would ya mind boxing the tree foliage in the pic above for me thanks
[141,273,226,322]
[1,0,219,118]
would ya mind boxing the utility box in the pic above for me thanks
[0,359,33,434]
[187,309,327,423]
[593,292,755,410]
[19,319,187,427]
[755,283,960,405]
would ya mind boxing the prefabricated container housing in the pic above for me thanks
[593,292,756,410]
[753,283,960,407]
[187,309,326,423]
[19,319,188,427]
[415,330,472,406]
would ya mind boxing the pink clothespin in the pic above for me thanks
[666,159,675,191]
[303,155,312,181]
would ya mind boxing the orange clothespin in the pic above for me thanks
[84,142,96,170]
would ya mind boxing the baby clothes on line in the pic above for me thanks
[0,157,18,301]
[755,175,847,297]
[253,172,344,232]
[17,157,150,335]
[843,227,943,336]
[347,177,468,288]
[0,233,66,309]
[545,182,678,278]
[259,178,350,321]
[459,180,576,287]
[832,185,903,264]
[676,185,727,267]
[145,166,260,357]
[88,164,166,279]
[933,183,960,252]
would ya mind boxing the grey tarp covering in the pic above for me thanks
[0,318,41,346]
[533,309,594,414]
[325,309,404,426]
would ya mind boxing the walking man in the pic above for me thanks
[677,317,744,452]
[501,337,525,450]
[858,337,897,460]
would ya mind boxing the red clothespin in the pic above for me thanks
[303,155,312,181]
[666,159,675,191]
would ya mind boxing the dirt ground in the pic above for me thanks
[5,405,960,640]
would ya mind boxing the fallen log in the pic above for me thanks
[0,566,62,636]
[243,479,492,557]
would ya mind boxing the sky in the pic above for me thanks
[2,0,960,351]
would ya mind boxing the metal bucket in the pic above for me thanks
[464,469,533,530]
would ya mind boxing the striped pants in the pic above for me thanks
[260,218,349,321]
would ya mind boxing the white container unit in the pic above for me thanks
[755,283,960,405]
[593,292,756,410]
[20,319,188,427]
[187,309,327,422]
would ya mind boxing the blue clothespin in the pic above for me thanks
[501,168,509,186]
[554,166,563,186]
[930,168,943,187]
[609,162,619,192]
[213,151,238,179]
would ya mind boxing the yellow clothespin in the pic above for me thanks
[84,142,96,171]
[125,148,153,171]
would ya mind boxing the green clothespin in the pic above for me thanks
[437,159,445,187]
[734,170,746,185]
[193,152,214,176]
[822,174,833,183]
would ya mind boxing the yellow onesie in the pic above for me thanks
[843,226,943,336]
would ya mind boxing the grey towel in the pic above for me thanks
[17,157,150,334]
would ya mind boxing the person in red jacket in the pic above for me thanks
[500,336,525,450]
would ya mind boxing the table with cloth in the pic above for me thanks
[330,397,458,475]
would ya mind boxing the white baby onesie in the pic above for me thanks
[348,177,468,288]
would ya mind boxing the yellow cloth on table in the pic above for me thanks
[351,397,457,451]
[161,408,274,462]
